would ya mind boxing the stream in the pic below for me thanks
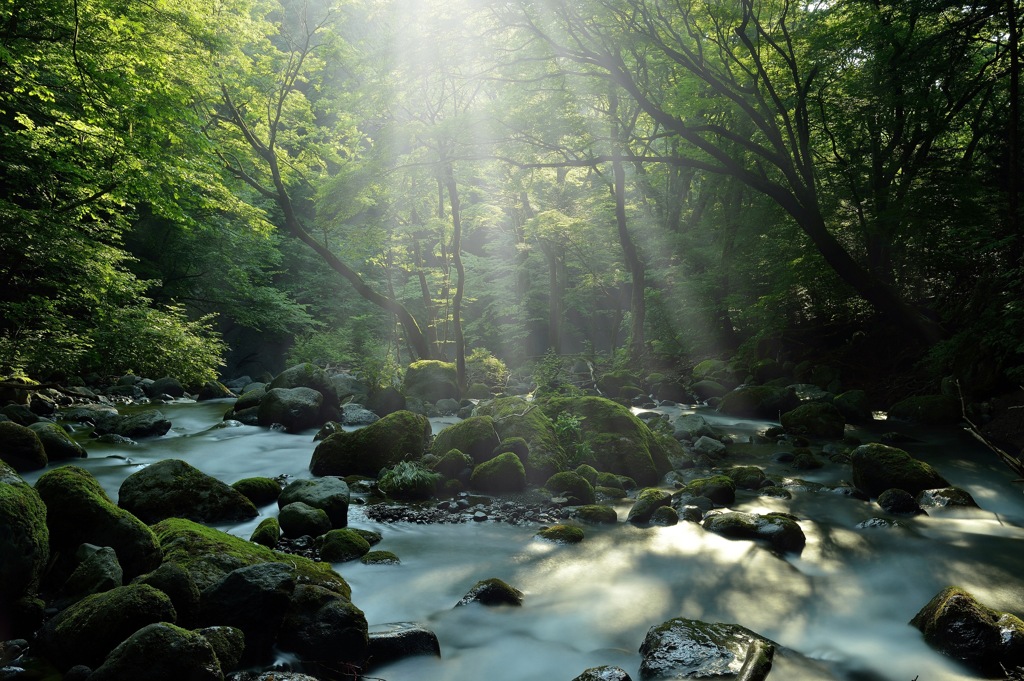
[21,399,1024,681]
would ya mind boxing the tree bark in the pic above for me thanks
[442,162,467,393]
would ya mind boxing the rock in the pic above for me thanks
[152,517,350,597]
[876,488,925,515]
[470,452,527,494]
[435,398,461,415]
[691,380,729,401]
[627,488,673,523]
[0,462,49,609]
[888,394,960,425]
[88,622,222,681]
[788,383,833,403]
[366,622,440,670]
[833,390,872,424]
[545,471,596,505]
[278,584,368,669]
[35,465,161,581]
[341,403,379,426]
[279,502,332,538]
[115,409,172,439]
[198,381,234,401]
[727,466,768,490]
[850,443,949,497]
[231,386,267,413]
[119,459,258,524]
[332,373,370,404]
[367,386,406,417]
[693,435,726,457]
[278,477,350,528]
[573,504,618,524]
[309,410,431,477]
[650,506,679,526]
[231,476,281,507]
[148,376,185,398]
[475,397,564,483]
[361,550,401,565]
[572,665,634,681]
[780,402,846,438]
[692,359,737,385]
[403,360,459,403]
[536,524,585,543]
[910,586,1024,675]
[574,464,599,484]
[456,578,523,607]
[269,363,341,419]
[0,421,46,471]
[250,517,281,548]
[54,545,123,607]
[673,414,718,441]
[257,387,324,432]
[681,475,736,506]
[431,416,501,464]
[915,487,979,509]
[2,403,41,425]
[431,448,474,479]
[28,421,86,460]
[638,617,775,681]
[197,625,245,673]
[717,385,798,419]
[35,583,176,671]
[320,528,371,562]
[791,449,823,470]
[133,561,201,628]
[702,511,806,553]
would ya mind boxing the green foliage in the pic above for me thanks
[551,413,592,471]
[377,461,443,501]
[287,329,356,369]
[466,348,510,388]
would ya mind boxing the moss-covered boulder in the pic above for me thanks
[639,617,775,681]
[118,458,258,525]
[28,421,86,460]
[149,376,185,398]
[152,517,350,597]
[251,517,281,548]
[470,452,527,494]
[536,524,585,544]
[780,402,846,438]
[88,622,222,681]
[278,477,350,528]
[626,488,673,523]
[702,511,806,553]
[268,363,341,421]
[257,387,325,432]
[682,475,736,506]
[310,410,431,477]
[574,464,599,485]
[0,421,46,471]
[727,466,768,491]
[320,528,371,563]
[403,360,459,403]
[545,471,596,504]
[114,409,172,439]
[850,443,949,498]
[717,385,798,419]
[833,390,872,424]
[474,398,564,482]
[430,416,500,464]
[692,359,736,384]
[35,583,176,671]
[279,584,368,671]
[650,506,679,526]
[232,476,281,507]
[493,436,530,463]
[910,586,1024,675]
[597,370,643,399]
[540,396,673,485]
[197,625,245,673]
[573,504,618,524]
[133,561,201,628]
[0,462,49,609]
[431,448,474,479]
[692,380,729,401]
[456,578,523,607]
[280,502,332,538]
[361,550,401,565]
[36,465,161,582]
[888,394,960,425]
[877,488,924,515]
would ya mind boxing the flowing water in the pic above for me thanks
[22,400,1024,681]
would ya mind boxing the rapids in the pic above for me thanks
[22,399,1024,681]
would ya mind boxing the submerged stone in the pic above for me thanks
[456,577,523,607]
[850,443,949,497]
[702,511,806,554]
[638,617,775,680]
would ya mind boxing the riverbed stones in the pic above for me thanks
[148,376,185,398]
[915,487,979,509]
[257,387,324,432]
[910,586,1024,675]
[780,402,846,438]
[717,385,798,419]
[727,466,768,490]
[536,524,585,543]
[278,584,368,669]
[0,462,49,611]
[196,625,245,673]
[53,545,123,608]
[876,488,924,515]
[627,488,673,523]
[231,476,281,507]
[638,617,775,681]
[28,421,86,460]
[850,443,949,497]
[431,415,501,463]
[456,578,524,607]
[366,622,441,670]
[403,360,459,403]
[545,471,596,505]
[572,665,634,681]
[35,465,161,582]
[320,528,371,562]
[119,458,258,524]
[0,421,47,471]
[279,501,332,538]
[278,477,350,527]
[702,511,806,553]
[88,622,223,681]
[114,409,172,439]
[309,410,431,477]
[693,435,726,458]
[470,451,527,493]
[681,475,736,506]
[673,414,718,442]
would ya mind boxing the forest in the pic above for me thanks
[1,0,1022,403]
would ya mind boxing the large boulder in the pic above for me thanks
[278,477,351,528]
[197,380,234,401]
[470,452,527,494]
[88,622,223,681]
[780,402,846,438]
[257,387,325,432]
[28,421,86,460]
[717,385,798,419]
[474,397,564,483]
[888,394,960,425]
[35,583,177,671]
[118,459,258,524]
[0,462,49,610]
[833,390,872,424]
[53,545,124,608]
[309,410,431,477]
[268,363,341,423]
[35,465,161,581]
[910,586,1024,676]
[278,584,368,670]
[320,528,372,563]
[133,561,201,629]
[366,622,441,670]
[702,511,806,553]
[279,502,332,538]
[673,414,718,441]
[850,443,949,498]
[148,376,185,398]
[114,409,172,439]
[638,617,775,680]
[627,488,673,524]
[402,360,459,403]
[430,416,501,464]
[0,421,47,471]
[545,471,596,505]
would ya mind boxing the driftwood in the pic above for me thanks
[958,381,1024,481]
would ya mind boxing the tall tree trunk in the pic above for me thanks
[612,155,646,361]
[442,162,467,393]
[544,242,562,354]
[1010,0,1022,268]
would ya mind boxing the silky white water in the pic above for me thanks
[23,399,1024,681]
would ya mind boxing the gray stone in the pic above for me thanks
[28,421,86,460]
[638,617,775,681]
[88,622,221,681]
[115,410,172,439]
[279,501,332,538]
[278,477,351,528]
[693,435,726,457]
[366,622,441,670]
[341,403,379,426]
[257,387,324,432]
[278,584,368,669]
[118,459,258,524]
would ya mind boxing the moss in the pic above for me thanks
[650,505,679,526]
[361,550,401,565]
[626,488,673,523]
[431,449,473,479]
[536,524,585,544]
[0,421,47,472]
[727,466,767,490]
[310,410,431,477]
[320,528,371,563]
[573,504,618,524]
[119,458,259,524]
[269,363,340,406]
[888,395,960,425]
[456,578,523,607]
[851,443,949,497]
[595,472,624,490]
[702,511,806,553]
[544,471,596,504]
[152,517,350,598]
[683,475,736,506]
[474,398,563,482]
[692,359,730,382]
[0,462,49,604]
[470,452,527,494]
[780,402,846,438]
[791,449,824,470]
[250,517,281,548]
[596,370,642,398]
[28,421,86,461]
[196,625,245,673]
[594,485,628,500]
[350,528,383,546]
[430,416,500,463]
[574,464,599,485]
[378,461,443,501]
[231,477,281,506]
[402,360,459,403]
[465,383,492,400]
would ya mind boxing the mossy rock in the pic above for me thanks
[310,410,431,477]
[717,385,798,419]
[279,502,332,538]
[0,421,47,472]
[430,416,500,464]
[88,622,222,681]
[0,462,49,606]
[650,505,679,526]
[278,584,368,669]
[132,562,201,629]
[595,472,630,490]
[320,528,371,563]
[378,461,443,501]
[691,380,729,401]
[691,359,734,384]
[780,402,846,438]
[456,577,523,607]
[35,583,176,671]
[196,625,245,673]
[257,387,325,432]
[269,363,341,413]
[361,550,400,565]
[683,475,736,506]
[877,488,924,515]
[626,488,673,523]
[888,394,960,425]
[539,396,673,485]
[232,476,282,507]
[727,466,767,490]
[278,477,351,528]
[573,504,618,524]
[431,448,473,479]
[640,617,774,681]
[474,397,563,483]
[251,517,281,548]
[574,464,599,485]
[596,370,642,398]
[465,382,492,400]
[851,443,949,497]
[572,666,633,681]
[916,487,979,509]
[351,528,383,546]
[197,380,234,401]
[791,449,824,470]
[28,421,86,461]
[834,390,872,424]
[152,517,350,598]
[232,386,267,413]
[536,524,585,544]
[470,452,527,494]
[403,360,459,403]
[35,465,161,582]
[702,511,806,553]
[545,471,595,504]
[118,458,258,525]
[493,436,530,463]
[910,586,1024,675]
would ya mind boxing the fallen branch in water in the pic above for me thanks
[957,380,1024,481]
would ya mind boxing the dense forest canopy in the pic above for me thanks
[1,0,1021,396]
